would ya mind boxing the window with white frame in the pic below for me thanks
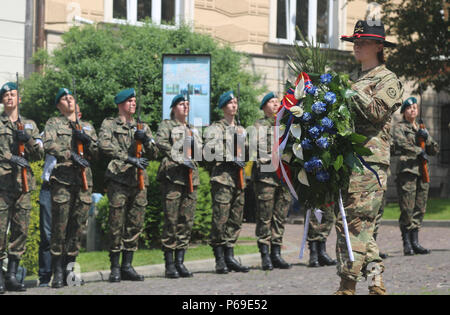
[111,0,179,26]
[275,0,335,46]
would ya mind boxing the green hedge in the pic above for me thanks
[96,161,212,249]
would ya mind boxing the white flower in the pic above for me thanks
[290,106,304,118]
[293,142,303,159]
[297,168,310,186]
[290,123,302,139]
[294,77,305,99]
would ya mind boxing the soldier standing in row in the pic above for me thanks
[252,92,291,270]
[43,88,98,288]
[335,20,403,295]
[156,93,201,278]
[392,97,439,255]
[205,91,249,274]
[0,81,44,293]
[99,88,158,283]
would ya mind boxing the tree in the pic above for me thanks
[368,0,449,93]
[21,23,265,131]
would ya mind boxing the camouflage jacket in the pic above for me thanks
[99,117,158,187]
[252,116,281,186]
[155,119,201,186]
[350,64,404,166]
[204,118,248,188]
[0,112,44,192]
[43,115,98,186]
[392,119,439,176]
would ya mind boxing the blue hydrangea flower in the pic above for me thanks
[312,102,327,115]
[304,156,323,173]
[324,92,337,104]
[305,85,318,96]
[320,73,333,84]
[316,137,330,149]
[301,138,313,150]
[301,112,312,122]
[316,170,330,182]
[321,117,334,131]
[308,126,322,139]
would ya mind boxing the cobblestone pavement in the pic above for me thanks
[6,222,450,295]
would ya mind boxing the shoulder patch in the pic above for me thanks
[387,87,397,99]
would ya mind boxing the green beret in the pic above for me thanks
[260,92,277,109]
[218,90,235,109]
[114,88,136,105]
[55,88,72,106]
[171,94,186,108]
[401,97,417,113]
[0,82,17,98]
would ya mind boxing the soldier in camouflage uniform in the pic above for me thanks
[0,82,44,293]
[392,97,439,255]
[336,20,403,295]
[99,88,158,283]
[306,201,337,267]
[156,94,202,278]
[204,91,249,274]
[43,88,98,288]
[252,92,292,270]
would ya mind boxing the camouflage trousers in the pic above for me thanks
[107,181,147,253]
[161,180,197,251]
[50,182,91,257]
[396,172,429,230]
[210,182,245,248]
[0,190,31,260]
[335,190,385,282]
[373,191,387,238]
[254,182,291,246]
[307,204,335,243]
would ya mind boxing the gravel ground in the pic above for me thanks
[5,222,449,296]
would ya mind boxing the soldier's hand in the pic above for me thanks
[15,130,31,143]
[70,151,90,168]
[183,158,196,170]
[134,129,150,145]
[73,129,91,146]
[126,156,149,170]
[417,128,429,141]
[418,150,428,162]
[9,155,31,169]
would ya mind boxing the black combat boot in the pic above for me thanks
[400,226,414,256]
[51,255,64,289]
[164,250,180,279]
[0,260,5,294]
[109,252,121,283]
[410,229,430,255]
[318,241,337,266]
[5,256,26,292]
[225,247,250,272]
[175,249,192,278]
[308,241,320,267]
[213,246,229,274]
[121,251,144,281]
[270,244,291,269]
[258,243,273,271]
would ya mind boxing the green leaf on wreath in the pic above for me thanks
[341,89,357,99]
[321,151,331,168]
[333,154,344,171]
[348,133,367,144]
[344,153,364,174]
[352,144,374,156]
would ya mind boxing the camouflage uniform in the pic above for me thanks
[205,118,248,248]
[252,116,292,246]
[43,115,98,257]
[335,64,403,282]
[307,206,335,243]
[392,119,439,230]
[99,117,158,253]
[0,113,43,260]
[156,119,201,251]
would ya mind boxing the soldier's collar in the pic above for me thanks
[359,64,386,78]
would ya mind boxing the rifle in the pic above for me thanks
[72,78,89,191]
[235,83,245,190]
[185,84,194,193]
[16,72,29,193]
[136,75,145,190]
[418,85,430,183]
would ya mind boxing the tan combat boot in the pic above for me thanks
[368,274,387,295]
[333,277,357,295]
